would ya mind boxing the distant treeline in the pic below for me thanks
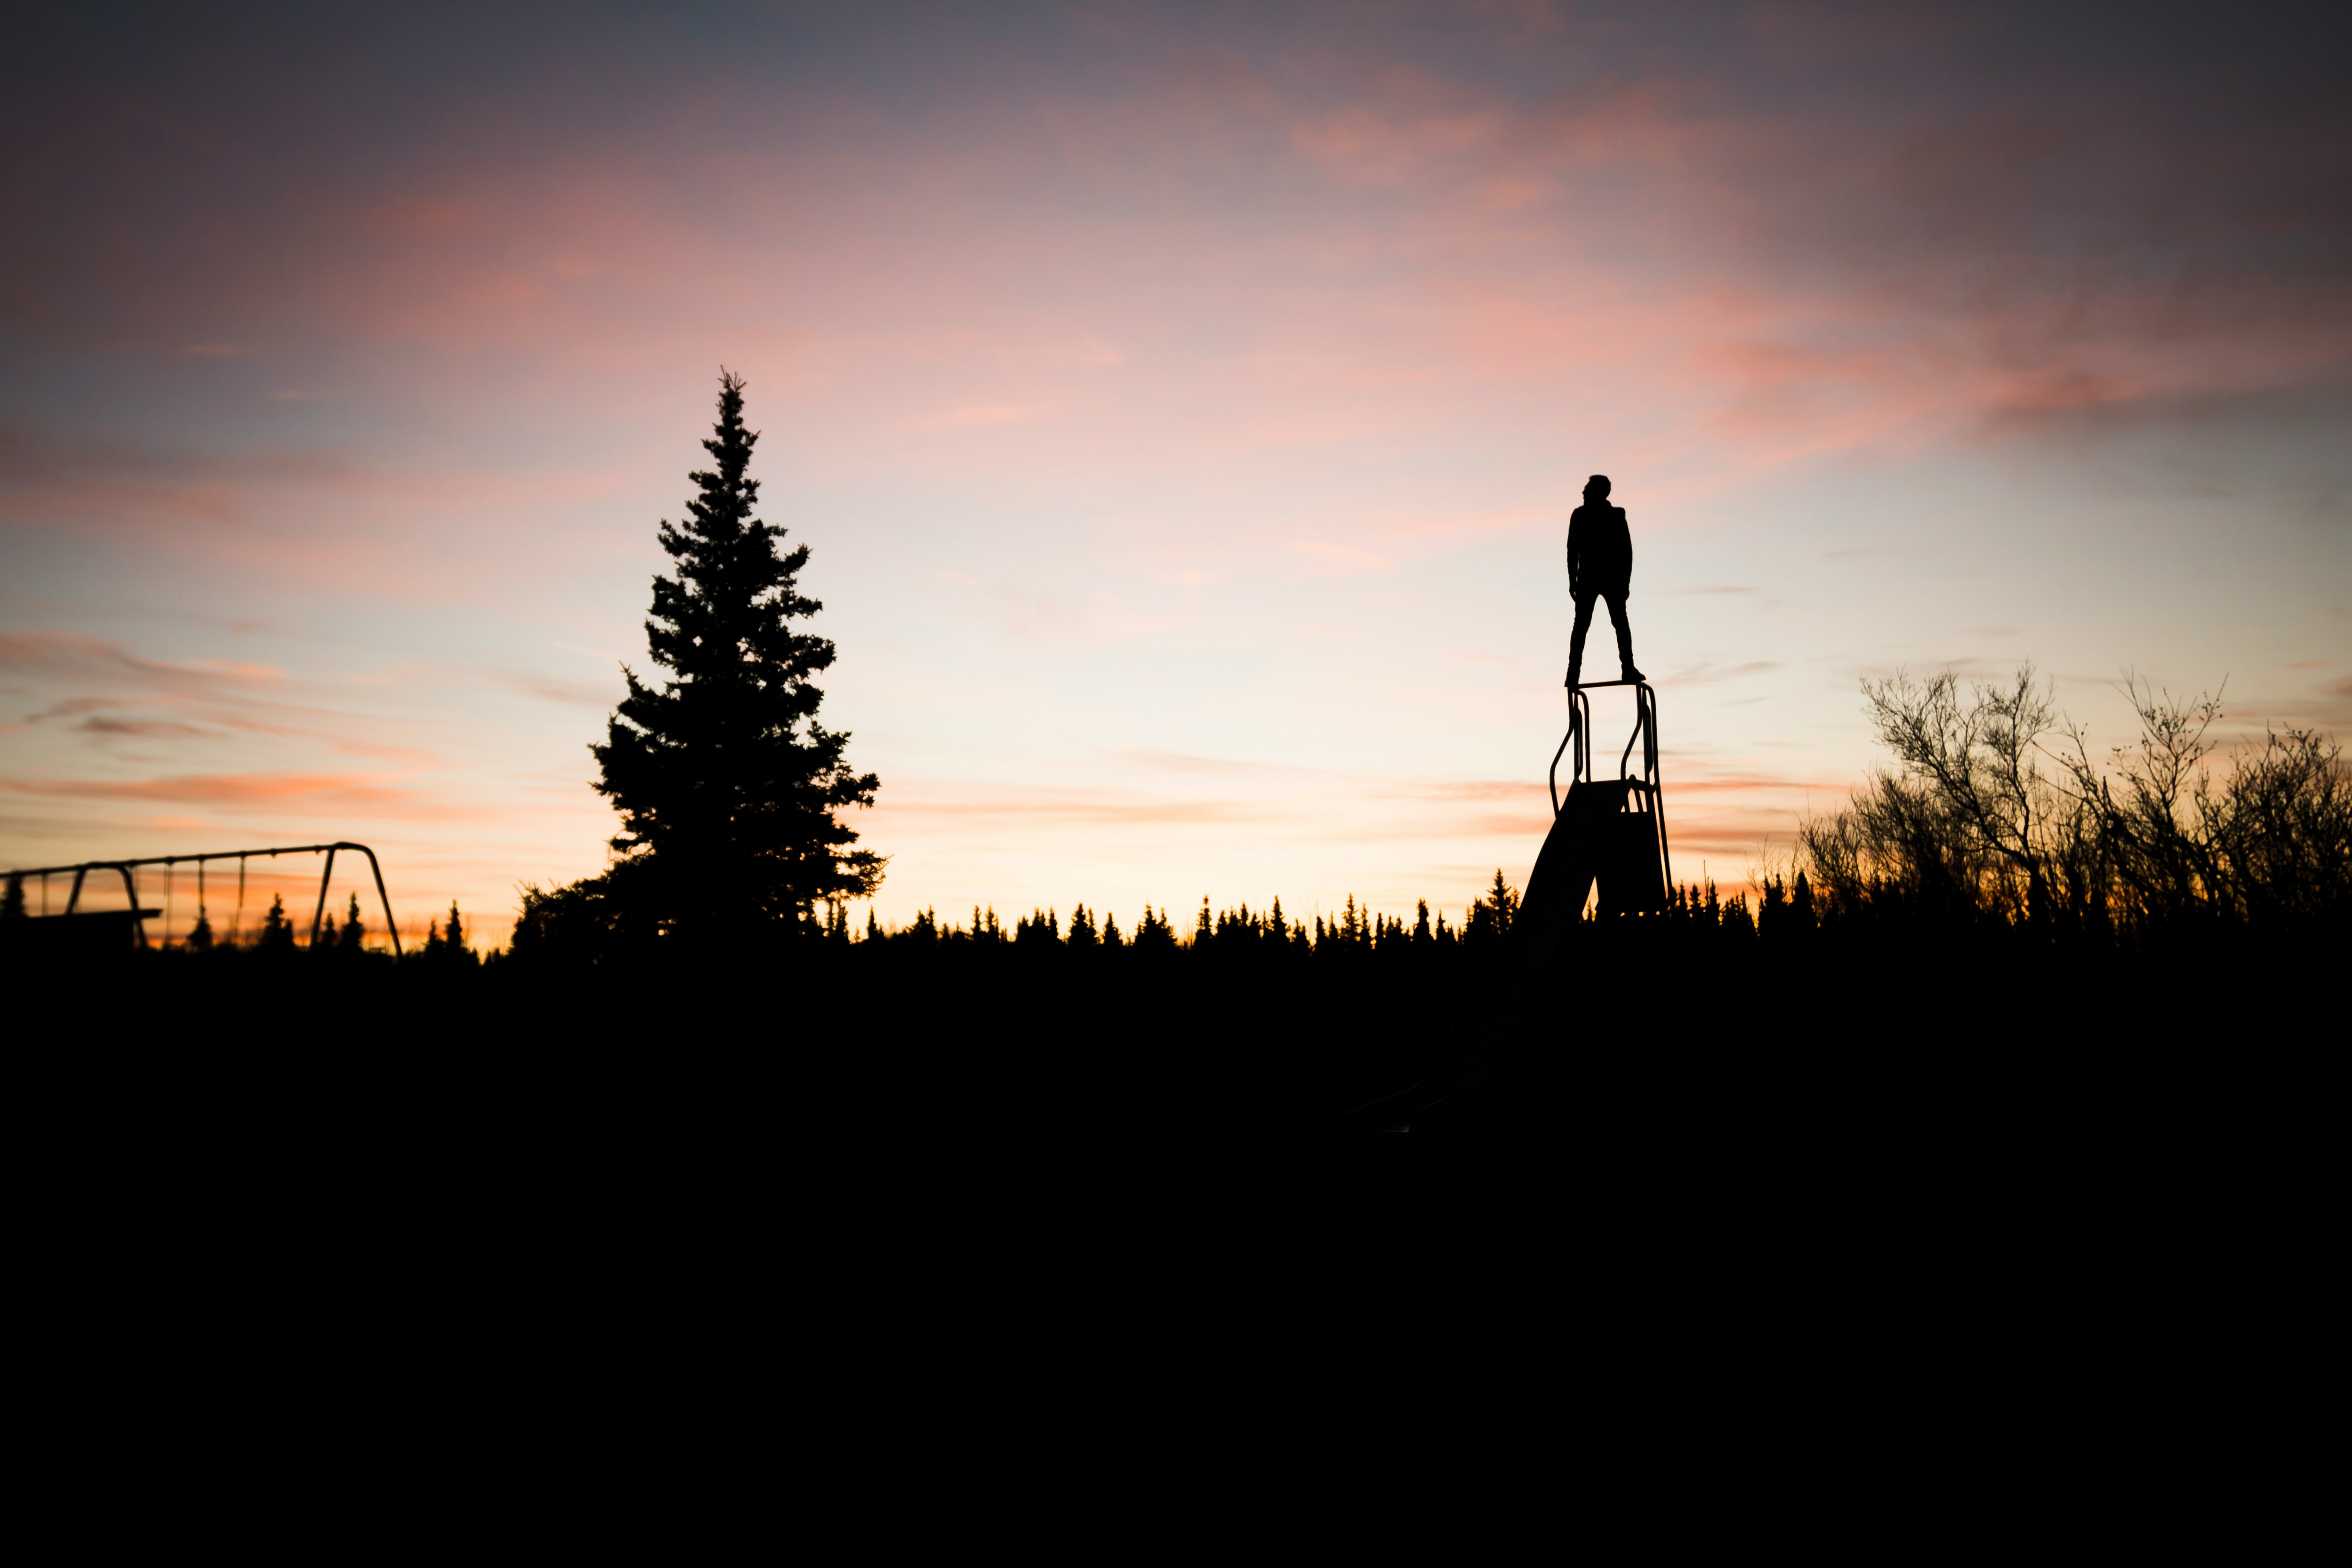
[499,867,1809,969]
[0,863,1796,975]
[0,868,1806,967]
[849,871,1804,952]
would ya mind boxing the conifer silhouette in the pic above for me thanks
[1463,871,1519,946]
[1132,905,1177,951]
[593,370,883,943]
[442,901,471,962]
[259,893,294,951]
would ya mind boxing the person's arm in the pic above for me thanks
[1619,506,1630,589]
[1566,507,1583,596]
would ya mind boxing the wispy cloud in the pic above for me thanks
[0,631,281,692]
[0,771,479,819]
[1669,659,1786,683]
[499,673,615,709]
[875,781,1269,827]
[1288,539,1397,575]
[74,717,216,739]
[921,403,1042,429]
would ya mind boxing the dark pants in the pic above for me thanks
[1569,590,1635,680]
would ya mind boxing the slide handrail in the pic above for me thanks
[1549,679,1671,895]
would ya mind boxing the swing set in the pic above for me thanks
[1,842,402,955]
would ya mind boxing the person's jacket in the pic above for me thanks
[1567,502,1631,597]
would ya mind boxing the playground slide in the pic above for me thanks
[1336,780,1618,1131]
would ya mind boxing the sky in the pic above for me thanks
[3,0,2348,946]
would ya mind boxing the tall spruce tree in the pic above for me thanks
[592,370,883,940]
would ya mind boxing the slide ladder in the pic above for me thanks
[1341,680,1671,1129]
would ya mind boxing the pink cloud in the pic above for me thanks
[0,771,469,817]
[869,782,1271,828]
[74,717,215,739]
[922,403,1043,429]
[0,630,279,692]
[1288,539,1397,575]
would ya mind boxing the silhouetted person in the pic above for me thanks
[1565,474,1642,687]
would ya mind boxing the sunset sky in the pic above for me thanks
[4,1,2347,946]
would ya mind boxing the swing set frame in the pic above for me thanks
[2,842,403,954]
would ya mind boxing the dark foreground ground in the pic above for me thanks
[11,919,2331,1533]
[12,919,2336,1161]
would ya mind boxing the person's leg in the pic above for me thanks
[1606,593,1642,679]
[1567,592,1597,684]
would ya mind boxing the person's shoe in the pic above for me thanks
[1621,665,1646,683]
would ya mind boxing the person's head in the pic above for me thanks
[1584,474,1611,501]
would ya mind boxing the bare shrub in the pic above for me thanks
[1805,664,2348,939]
[1800,664,2061,923]
[2056,677,2351,933]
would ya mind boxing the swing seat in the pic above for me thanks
[0,909,161,957]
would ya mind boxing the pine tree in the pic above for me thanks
[592,370,884,943]
[188,904,213,949]
[442,901,475,964]
[340,893,365,950]
[1724,891,1756,938]
[1464,871,1520,947]
[1485,870,1519,932]
[1132,905,1177,953]
[259,893,294,951]
[2,874,24,921]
